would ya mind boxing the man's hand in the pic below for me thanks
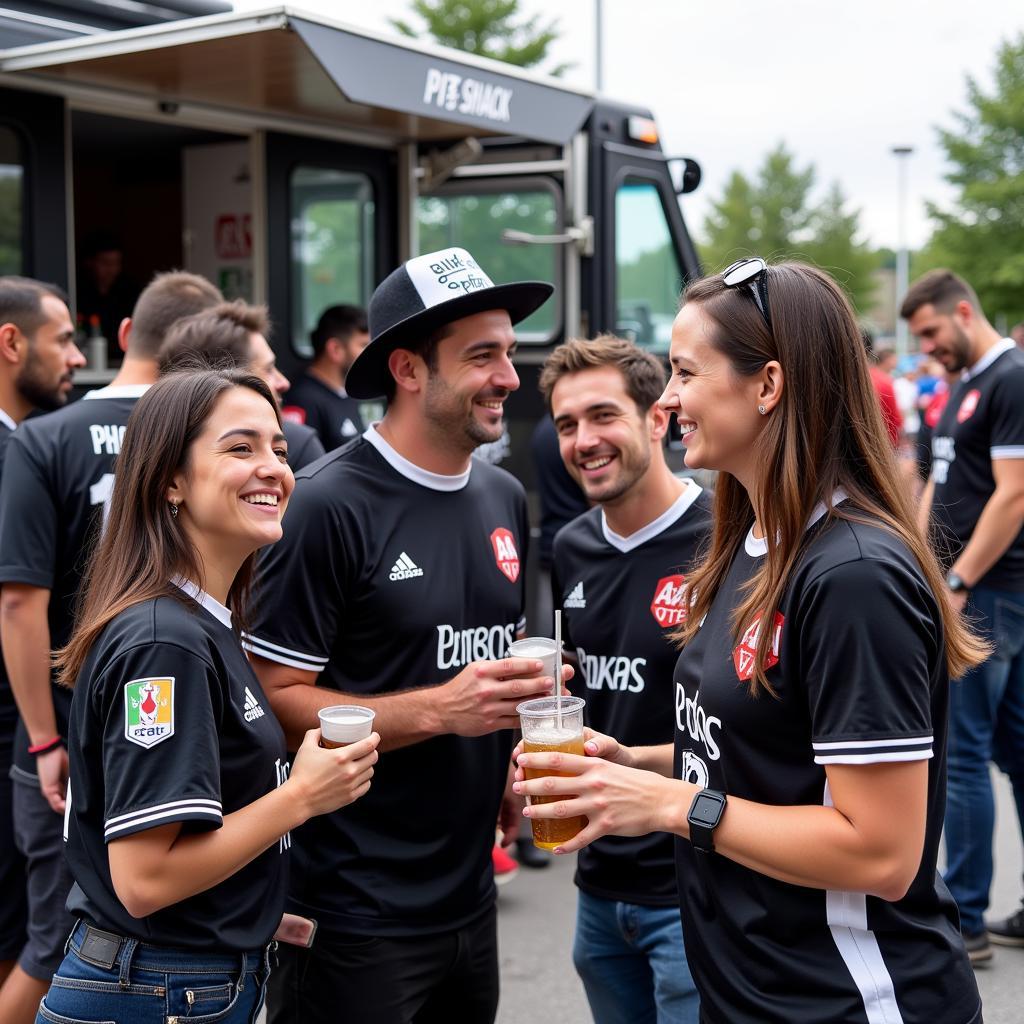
[441,658,573,737]
[37,745,68,814]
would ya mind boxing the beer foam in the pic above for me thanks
[526,724,581,746]
[514,643,555,658]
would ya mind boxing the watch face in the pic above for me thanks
[693,795,721,824]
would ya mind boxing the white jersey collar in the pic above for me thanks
[83,384,151,401]
[962,337,1016,382]
[0,407,17,432]
[363,423,471,492]
[172,576,232,629]
[744,488,849,557]
[600,481,704,554]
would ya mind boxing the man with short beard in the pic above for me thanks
[903,269,1024,964]
[0,277,84,996]
[247,248,560,1024]
[541,335,711,1024]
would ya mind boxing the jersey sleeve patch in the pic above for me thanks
[241,632,329,673]
[104,797,223,840]
[812,733,933,765]
[124,677,175,748]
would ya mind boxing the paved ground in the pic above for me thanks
[497,768,1023,1023]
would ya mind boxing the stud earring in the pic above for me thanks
[758,404,767,416]
[169,500,179,518]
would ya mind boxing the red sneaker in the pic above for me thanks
[492,843,520,886]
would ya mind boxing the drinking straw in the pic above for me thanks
[555,609,563,731]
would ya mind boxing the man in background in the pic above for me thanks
[283,304,370,450]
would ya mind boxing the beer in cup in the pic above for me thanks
[516,696,587,850]
[507,637,559,681]
[318,705,375,748]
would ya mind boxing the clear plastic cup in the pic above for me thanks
[318,705,375,748]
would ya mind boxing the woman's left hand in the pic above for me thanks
[513,751,690,854]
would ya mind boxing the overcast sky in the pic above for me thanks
[240,0,1022,250]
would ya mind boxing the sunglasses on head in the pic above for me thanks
[722,257,772,333]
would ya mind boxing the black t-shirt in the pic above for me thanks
[553,484,712,906]
[930,340,1024,589]
[243,426,528,936]
[673,505,980,1024]
[282,419,325,473]
[64,586,289,951]
[0,385,147,780]
[282,374,366,452]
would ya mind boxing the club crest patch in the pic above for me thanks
[651,574,687,628]
[124,677,174,749]
[733,612,784,681]
[957,389,981,424]
[490,527,520,583]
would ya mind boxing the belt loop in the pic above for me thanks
[64,919,80,957]
[236,953,246,993]
[118,937,138,988]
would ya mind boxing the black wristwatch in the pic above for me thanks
[945,572,968,594]
[688,788,727,854]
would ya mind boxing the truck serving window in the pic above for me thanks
[290,166,375,356]
[616,178,683,354]
[0,125,23,275]
[417,183,560,343]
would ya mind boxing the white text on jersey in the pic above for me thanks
[675,682,721,761]
[437,623,516,670]
[577,646,646,693]
[275,758,292,852]
[89,423,126,455]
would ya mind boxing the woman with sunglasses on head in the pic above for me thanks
[37,369,379,1024]
[514,260,986,1024]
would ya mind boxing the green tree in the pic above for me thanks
[391,0,570,75]
[702,144,877,313]
[921,34,1024,326]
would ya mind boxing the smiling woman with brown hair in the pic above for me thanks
[514,260,987,1024]
[37,369,378,1024]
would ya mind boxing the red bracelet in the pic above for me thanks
[27,736,62,756]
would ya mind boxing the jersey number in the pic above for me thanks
[90,473,116,532]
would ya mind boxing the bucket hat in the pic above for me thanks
[346,247,552,398]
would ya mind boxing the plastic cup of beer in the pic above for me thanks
[508,637,559,681]
[516,696,587,850]
[318,705,375,749]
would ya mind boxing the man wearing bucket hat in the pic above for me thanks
[246,248,562,1024]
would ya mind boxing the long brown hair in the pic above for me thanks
[57,369,281,686]
[674,262,988,694]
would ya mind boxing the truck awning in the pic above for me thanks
[0,5,594,144]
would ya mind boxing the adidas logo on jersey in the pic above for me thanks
[243,686,266,722]
[565,581,586,608]
[389,552,424,581]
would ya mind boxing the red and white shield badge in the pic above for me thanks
[650,575,687,628]
[490,528,520,583]
[280,405,307,425]
[957,389,981,424]
[733,611,784,681]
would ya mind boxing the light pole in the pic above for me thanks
[595,0,604,92]
[892,145,914,355]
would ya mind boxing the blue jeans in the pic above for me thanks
[573,891,699,1024]
[36,921,271,1024]
[944,585,1024,935]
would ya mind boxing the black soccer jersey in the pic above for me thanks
[282,373,366,452]
[553,483,712,906]
[929,339,1024,589]
[243,426,529,937]
[672,504,980,1024]
[282,419,325,472]
[0,384,147,781]
[64,584,289,951]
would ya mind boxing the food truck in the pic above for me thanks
[0,0,702,483]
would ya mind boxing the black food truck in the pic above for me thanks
[0,0,701,490]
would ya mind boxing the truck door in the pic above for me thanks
[596,129,702,354]
[264,132,397,378]
[0,86,67,284]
